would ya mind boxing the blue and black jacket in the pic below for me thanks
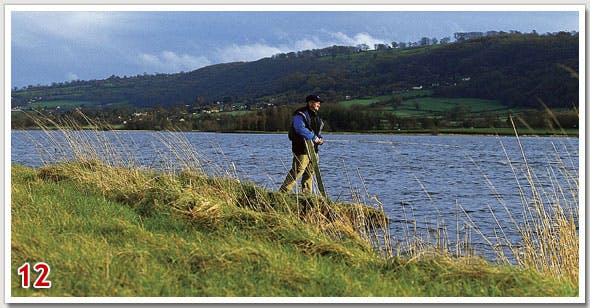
[288,106,324,155]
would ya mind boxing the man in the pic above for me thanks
[279,94,324,194]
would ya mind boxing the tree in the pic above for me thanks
[357,44,370,51]
[375,43,390,50]
[390,95,403,110]
[419,37,431,46]
[446,105,471,121]
[413,101,422,111]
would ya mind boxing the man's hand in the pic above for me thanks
[314,137,324,145]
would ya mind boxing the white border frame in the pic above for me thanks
[4,3,586,304]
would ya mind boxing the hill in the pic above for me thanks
[11,32,579,111]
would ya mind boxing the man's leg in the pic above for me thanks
[279,154,310,193]
[301,156,316,194]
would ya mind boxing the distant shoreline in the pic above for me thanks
[10,127,579,137]
[224,129,579,137]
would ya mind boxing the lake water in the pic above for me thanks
[11,130,580,261]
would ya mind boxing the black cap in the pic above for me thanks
[306,94,322,103]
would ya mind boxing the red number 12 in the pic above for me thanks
[17,262,52,289]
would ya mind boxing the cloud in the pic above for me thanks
[329,32,388,48]
[215,31,389,63]
[217,43,283,63]
[289,32,388,51]
[12,11,125,47]
[65,72,79,81]
[139,51,212,73]
[216,39,325,64]
[297,37,337,51]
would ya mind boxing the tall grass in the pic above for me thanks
[455,116,579,286]
[503,117,578,284]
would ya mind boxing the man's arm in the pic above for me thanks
[293,114,319,141]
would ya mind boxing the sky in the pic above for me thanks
[9,6,581,88]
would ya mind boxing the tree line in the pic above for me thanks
[12,102,578,133]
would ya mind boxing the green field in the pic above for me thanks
[222,110,254,116]
[339,95,516,116]
[403,97,508,112]
[338,90,434,108]
[338,96,388,107]
[28,100,132,109]
[29,100,91,108]
[395,97,524,117]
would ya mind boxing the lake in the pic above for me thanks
[11,130,579,261]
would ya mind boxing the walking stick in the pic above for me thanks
[305,139,328,199]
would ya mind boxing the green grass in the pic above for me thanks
[222,110,254,116]
[10,163,578,297]
[338,90,434,108]
[29,100,92,108]
[402,97,508,112]
[377,97,517,117]
[338,94,516,117]
[339,94,522,117]
[338,96,388,107]
[27,100,132,110]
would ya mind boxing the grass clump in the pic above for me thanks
[33,158,383,246]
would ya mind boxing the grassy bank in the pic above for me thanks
[11,162,578,298]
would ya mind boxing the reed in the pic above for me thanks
[504,116,578,284]
[456,116,579,286]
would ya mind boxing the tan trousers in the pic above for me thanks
[279,153,315,194]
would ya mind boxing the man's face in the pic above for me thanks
[308,100,321,112]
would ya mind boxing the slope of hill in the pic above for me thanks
[11,32,579,110]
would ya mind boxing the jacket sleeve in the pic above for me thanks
[293,114,316,140]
